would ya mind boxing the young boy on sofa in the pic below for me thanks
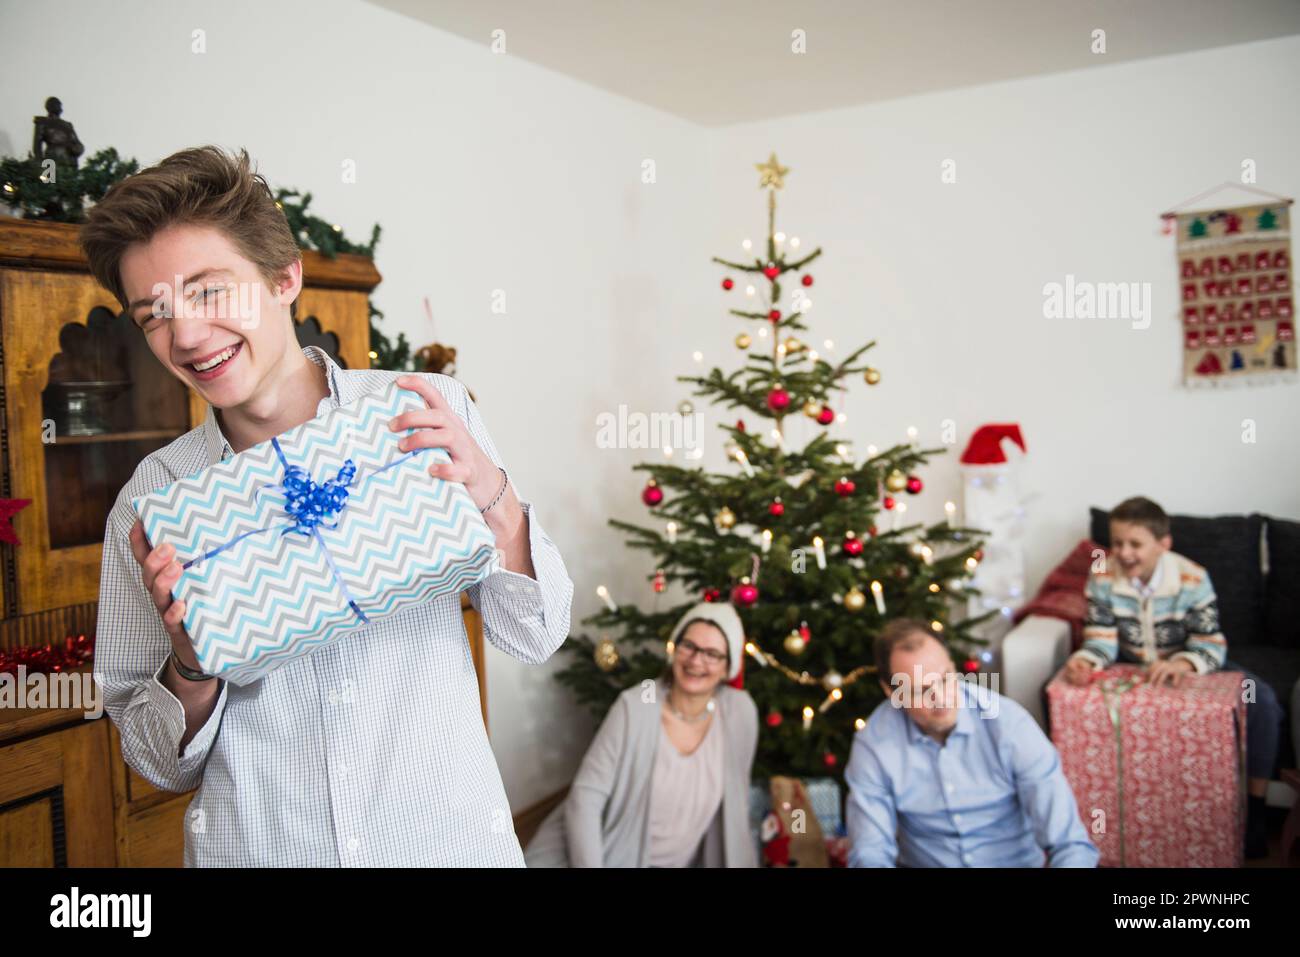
[1062,496,1283,859]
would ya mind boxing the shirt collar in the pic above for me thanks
[202,345,347,464]
[1117,550,1170,598]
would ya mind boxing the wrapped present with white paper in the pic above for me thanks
[133,379,501,686]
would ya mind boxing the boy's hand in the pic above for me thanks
[128,519,201,671]
[1063,656,1097,686]
[1146,657,1195,687]
[390,375,502,510]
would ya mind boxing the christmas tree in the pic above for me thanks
[555,154,991,782]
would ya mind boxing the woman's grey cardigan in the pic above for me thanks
[524,679,759,867]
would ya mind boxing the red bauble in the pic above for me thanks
[882,495,896,510]
[799,623,811,641]
[641,481,663,507]
[906,476,923,495]
[962,658,980,674]
[731,582,759,607]
[766,388,791,412]
[802,274,814,287]
[974,549,984,561]
[721,278,734,290]
[816,406,835,426]
[769,309,782,322]
[702,587,722,603]
[769,499,785,517]
[765,711,783,728]
[842,537,863,557]
[868,525,878,537]
[834,477,856,497]
[735,419,746,432]
[823,752,838,768]
[762,266,780,280]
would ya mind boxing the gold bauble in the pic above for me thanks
[783,632,806,655]
[844,587,867,612]
[885,469,908,493]
[678,400,694,415]
[735,332,752,350]
[783,336,804,354]
[802,400,821,418]
[594,639,620,672]
[715,506,737,529]
[864,367,881,385]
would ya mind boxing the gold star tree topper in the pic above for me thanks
[755,153,790,190]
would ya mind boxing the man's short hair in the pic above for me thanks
[79,145,301,319]
[873,618,947,679]
[1109,496,1170,539]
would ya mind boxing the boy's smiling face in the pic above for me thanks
[1109,519,1172,584]
[120,222,302,411]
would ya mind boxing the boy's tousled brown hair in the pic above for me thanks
[1110,496,1170,539]
[79,145,300,316]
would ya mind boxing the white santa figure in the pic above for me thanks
[959,424,1029,624]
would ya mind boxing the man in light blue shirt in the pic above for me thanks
[845,619,1098,868]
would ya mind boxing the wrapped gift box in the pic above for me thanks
[134,380,501,685]
[749,776,845,866]
[1047,664,1246,867]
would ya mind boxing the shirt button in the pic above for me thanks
[346,837,359,852]
[953,813,963,823]
[962,853,973,865]
[946,783,955,794]
[338,764,349,777]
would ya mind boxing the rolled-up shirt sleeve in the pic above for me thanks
[452,379,574,664]
[94,480,228,793]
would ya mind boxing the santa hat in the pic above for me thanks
[959,423,1026,466]
[668,601,746,687]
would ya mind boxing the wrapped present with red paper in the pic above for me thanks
[1046,663,1246,867]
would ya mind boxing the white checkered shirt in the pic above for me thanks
[94,346,574,866]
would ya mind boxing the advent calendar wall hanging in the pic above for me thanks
[1164,185,1295,387]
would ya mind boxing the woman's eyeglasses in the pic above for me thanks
[676,637,727,666]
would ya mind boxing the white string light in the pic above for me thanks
[596,585,618,613]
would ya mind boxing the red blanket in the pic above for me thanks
[1013,539,1103,650]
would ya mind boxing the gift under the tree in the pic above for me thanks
[1047,664,1245,867]
[133,380,501,686]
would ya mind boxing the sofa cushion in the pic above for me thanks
[1089,507,1264,648]
[1264,517,1300,651]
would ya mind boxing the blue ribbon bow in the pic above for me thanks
[276,459,358,535]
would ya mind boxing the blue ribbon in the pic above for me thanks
[181,437,429,624]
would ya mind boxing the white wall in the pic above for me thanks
[0,0,712,811]
[4,5,1298,814]
[705,34,1300,598]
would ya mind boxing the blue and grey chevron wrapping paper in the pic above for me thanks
[133,380,501,686]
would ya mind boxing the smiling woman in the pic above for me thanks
[524,601,759,868]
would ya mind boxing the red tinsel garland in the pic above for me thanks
[0,633,95,676]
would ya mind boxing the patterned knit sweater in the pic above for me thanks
[1075,550,1227,674]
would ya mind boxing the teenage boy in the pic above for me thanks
[81,145,574,866]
